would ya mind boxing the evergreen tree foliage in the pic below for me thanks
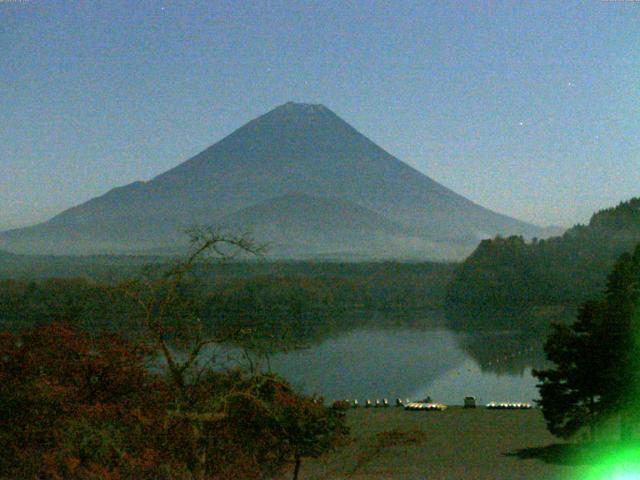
[534,244,640,440]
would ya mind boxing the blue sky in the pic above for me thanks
[1,0,639,230]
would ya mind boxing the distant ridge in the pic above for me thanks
[0,102,545,259]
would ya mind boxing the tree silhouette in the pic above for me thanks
[534,244,640,440]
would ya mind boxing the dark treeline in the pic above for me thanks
[0,253,455,286]
[445,197,640,331]
[0,261,455,343]
[0,256,455,310]
[202,262,455,311]
[0,251,157,281]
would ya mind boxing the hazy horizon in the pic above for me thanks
[2,1,639,231]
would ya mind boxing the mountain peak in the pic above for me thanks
[279,101,328,110]
[267,102,332,118]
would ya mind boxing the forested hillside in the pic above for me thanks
[445,198,640,330]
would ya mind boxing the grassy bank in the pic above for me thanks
[295,407,593,480]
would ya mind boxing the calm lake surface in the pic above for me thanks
[205,310,547,406]
[267,329,540,405]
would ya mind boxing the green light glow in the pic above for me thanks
[579,444,640,480]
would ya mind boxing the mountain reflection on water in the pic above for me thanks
[201,309,555,405]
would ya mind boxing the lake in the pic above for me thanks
[203,310,548,406]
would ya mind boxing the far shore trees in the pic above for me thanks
[534,244,640,441]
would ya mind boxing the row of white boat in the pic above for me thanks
[339,398,533,410]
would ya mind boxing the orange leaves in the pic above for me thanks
[63,455,81,474]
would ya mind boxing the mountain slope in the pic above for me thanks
[214,193,464,259]
[0,102,544,258]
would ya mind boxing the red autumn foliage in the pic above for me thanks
[0,323,348,479]
[0,322,174,479]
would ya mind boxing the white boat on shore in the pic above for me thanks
[404,402,447,411]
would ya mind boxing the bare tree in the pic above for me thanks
[110,228,347,480]
[114,228,269,478]
[119,227,265,402]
